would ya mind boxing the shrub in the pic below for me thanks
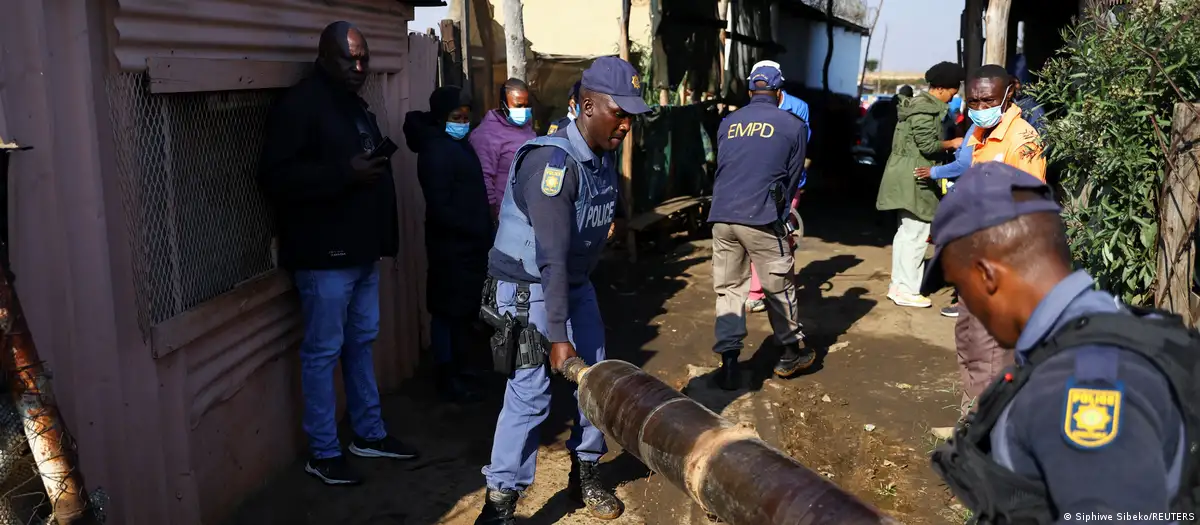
[1029,0,1200,305]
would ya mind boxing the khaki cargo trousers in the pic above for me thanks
[711,222,805,355]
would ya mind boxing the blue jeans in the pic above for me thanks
[294,263,387,459]
[482,280,608,491]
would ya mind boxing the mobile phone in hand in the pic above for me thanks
[369,137,399,160]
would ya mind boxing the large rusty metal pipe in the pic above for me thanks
[560,358,897,525]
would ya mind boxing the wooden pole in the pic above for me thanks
[1154,103,1200,326]
[964,0,985,78]
[983,0,1012,65]
[438,19,464,87]
[452,0,472,90]
[620,0,638,262]
[821,0,835,93]
[874,26,888,93]
[503,0,527,81]
[472,0,496,108]
[857,0,884,98]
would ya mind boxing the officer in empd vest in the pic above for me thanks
[921,162,1196,523]
[477,56,650,524]
[709,62,813,390]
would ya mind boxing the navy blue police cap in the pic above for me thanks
[748,63,784,90]
[581,56,651,115]
[919,162,1062,296]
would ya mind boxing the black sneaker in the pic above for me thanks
[774,342,816,378]
[304,455,362,485]
[349,435,419,460]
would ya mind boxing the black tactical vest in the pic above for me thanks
[931,308,1200,524]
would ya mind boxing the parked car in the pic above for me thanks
[852,95,898,166]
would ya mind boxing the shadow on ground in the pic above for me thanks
[222,246,705,525]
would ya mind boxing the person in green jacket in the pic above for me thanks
[876,62,965,308]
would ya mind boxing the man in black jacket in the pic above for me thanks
[259,20,417,486]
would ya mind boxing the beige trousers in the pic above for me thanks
[711,222,804,355]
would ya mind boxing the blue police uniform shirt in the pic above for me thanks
[488,122,617,343]
[708,94,808,226]
[990,270,1183,517]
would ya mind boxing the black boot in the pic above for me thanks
[774,341,816,378]
[568,456,623,520]
[715,351,740,391]
[474,488,518,525]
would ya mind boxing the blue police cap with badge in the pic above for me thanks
[580,56,651,115]
[919,162,1061,296]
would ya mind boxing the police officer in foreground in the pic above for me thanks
[476,56,650,524]
[547,80,581,136]
[709,62,813,391]
[921,162,1196,523]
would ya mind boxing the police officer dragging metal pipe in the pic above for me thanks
[922,162,1199,524]
[475,56,651,524]
[708,62,815,391]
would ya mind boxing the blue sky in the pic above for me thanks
[409,0,960,74]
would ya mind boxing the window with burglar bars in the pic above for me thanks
[106,72,278,333]
[105,71,391,335]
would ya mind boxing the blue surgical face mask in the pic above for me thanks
[506,107,531,126]
[967,86,1011,129]
[445,122,469,140]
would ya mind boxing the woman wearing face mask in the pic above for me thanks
[469,78,538,221]
[403,86,493,403]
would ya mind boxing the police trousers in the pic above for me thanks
[711,222,804,355]
[482,280,608,492]
[954,300,1013,416]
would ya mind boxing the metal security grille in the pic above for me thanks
[105,72,277,332]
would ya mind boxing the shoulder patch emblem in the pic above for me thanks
[541,164,565,196]
[547,123,559,135]
[1062,382,1123,450]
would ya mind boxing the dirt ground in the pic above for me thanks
[224,195,972,525]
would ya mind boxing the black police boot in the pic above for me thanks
[568,456,624,520]
[715,351,741,391]
[774,341,816,378]
[474,488,518,525]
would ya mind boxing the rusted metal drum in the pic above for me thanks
[562,358,897,525]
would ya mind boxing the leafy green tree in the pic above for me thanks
[1029,0,1200,305]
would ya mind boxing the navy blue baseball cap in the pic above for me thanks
[581,56,651,115]
[919,162,1062,296]
[748,63,784,90]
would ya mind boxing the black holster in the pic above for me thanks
[479,278,547,375]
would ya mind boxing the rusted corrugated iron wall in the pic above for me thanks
[2,1,430,523]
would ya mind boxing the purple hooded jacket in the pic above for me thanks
[468,108,536,213]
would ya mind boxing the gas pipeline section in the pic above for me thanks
[560,357,899,525]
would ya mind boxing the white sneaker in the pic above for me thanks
[886,284,899,302]
[892,292,932,308]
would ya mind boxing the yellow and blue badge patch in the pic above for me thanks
[547,123,559,135]
[1062,382,1122,449]
[541,164,565,196]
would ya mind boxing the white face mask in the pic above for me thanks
[506,107,531,126]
